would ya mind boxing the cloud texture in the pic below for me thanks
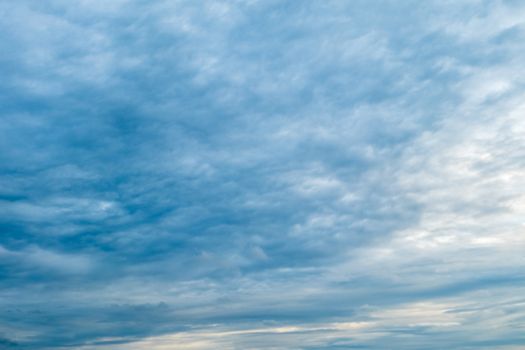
[1,0,525,349]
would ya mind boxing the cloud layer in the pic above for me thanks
[1,0,525,349]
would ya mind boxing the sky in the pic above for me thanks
[1,0,525,349]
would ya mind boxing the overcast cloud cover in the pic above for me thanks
[1,0,525,349]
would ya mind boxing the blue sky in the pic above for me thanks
[1,0,525,349]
